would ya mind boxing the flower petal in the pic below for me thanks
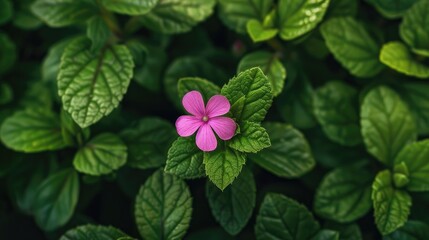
[182,90,205,117]
[176,115,203,137]
[206,95,230,118]
[196,124,217,152]
[209,117,237,140]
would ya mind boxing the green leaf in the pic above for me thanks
[385,220,429,240]
[366,0,418,19]
[400,0,429,57]
[399,83,429,135]
[31,0,96,27]
[228,121,271,153]
[137,0,215,34]
[60,224,130,240]
[221,67,273,124]
[0,108,67,153]
[73,133,127,176]
[312,230,340,240]
[58,37,134,128]
[395,140,429,191]
[204,143,246,190]
[135,169,192,240]
[0,0,13,25]
[33,168,79,231]
[314,165,373,223]
[314,81,361,146]
[325,223,363,240]
[42,37,76,83]
[165,137,205,179]
[277,0,330,40]
[246,19,278,43]
[360,86,417,166]
[206,167,256,235]
[237,51,286,97]
[0,83,13,105]
[380,41,429,79]
[255,193,320,240]
[60,109,90,146]
[120,118,176,170]
[249,123,315,178]
[13,0,42,29]
[0,32,17,74]
[178,77,220,101]
[372,170,412,235]
[101,0,158,15]
[321,17,383,77]
[86,16,111,53]
[218,0,273,34]
[326,0,358,17]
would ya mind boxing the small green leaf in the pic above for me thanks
[314,165,373,223]
[73,133,127,176]
[60,224,130,240]
[0,83,13,105]
[120,118,176,170]
[380,41,429,79]
[218,0,273,34]
[101,0,158,15]
[249,123,315,178]
[204,143,246,190]
[33,168,79,231]
[135,169,192,240]
[314,81,361,146]
[400,0,429,57]
[86,16,111,53]
[385,220,429,240]
[0,0,13,25]
[366,0,418,19]
[42,37,76,83]
[165,137,205,179]
[312,230,340,240]
[221,67,273,124]
[228,121,270,153]
[277,0,330,40]
[0,32,17,74]
[206,168,256,235]
[31,0,96,27]
[321,17,383,77]
[246,19,278,43]
[237,51,286,97]
[395,140,429,191]
[137,0,215,34]
[326,0,358,17]
[372,170,412,235]
[400,83,429,135]
[178,77,220,101]
[58,37,134,128]
[255,193,320,240]
[0,108,67,153]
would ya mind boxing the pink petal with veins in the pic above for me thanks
[182,91,205,117]
[209,117,236,140]
[206,95,230,118]
[176,115,203,137]
[196,124,217,152]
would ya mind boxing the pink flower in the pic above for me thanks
[176,91,237,152]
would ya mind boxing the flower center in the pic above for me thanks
[202,116,209,122]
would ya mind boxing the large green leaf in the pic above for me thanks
[314,81,361,146]
[366,0,418,19]
[135,169,192,240]
[400,0,429,57]
[399,83,429,135]
[321,17,383,78]
[31,0,96,27]
[204,143,246,190]
[278,0,330,40]
[385,220,429,240]
[395,140,429,192]
[237,51,286,97]
[218,0,273,34]
[255,193,320,240]
[380,41,429,79]
[165,137,205,179]
[360,86,416,166]
[177,77,220,101]
[137,0,215,34]
[101,0,158,15]
[0,32,16,74]
[206,168,256,235]
[33,168,80,231]
[73,133,127,176]
[249,123,315,178]
[60,224,130,240]
[221,67,273,124]
[0,0,13,25]
[314,165,373,223]
[228,121,271,153]
[372,170,412,235]
[0,108,67,153]
[58,37,134,128]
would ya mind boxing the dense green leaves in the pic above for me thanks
[60,225,130,240]
[321,17,383,77]
[400,0,429,57]
[206,168,256,235]
[255,193,320,240]
[177,77,220,101]
[228,121,271,153]
[58,37,134,128]
[249,123,315,178]
[101,0,158,15]
[0,108,67,152]
[360,86,417,166]
[73,133,127,176]
[278,0,330,40]
[135,169,192,240]
[165,137,205,179]
[372,170,412,235]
